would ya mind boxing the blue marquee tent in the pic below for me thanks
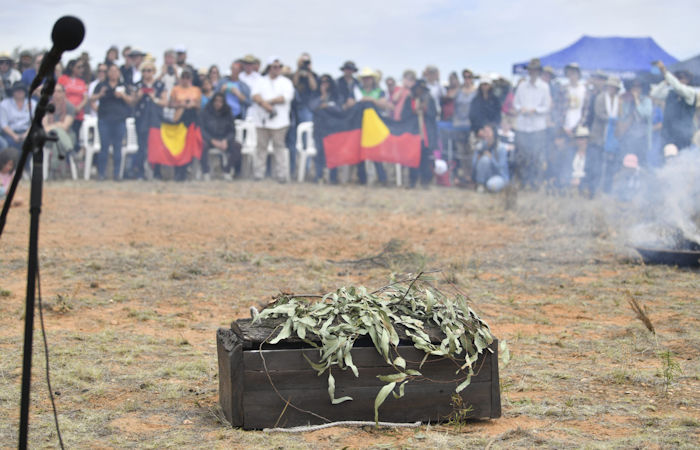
[512,36,678,79]
[671,53,700,79]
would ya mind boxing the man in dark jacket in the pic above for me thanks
[652,62,697,150]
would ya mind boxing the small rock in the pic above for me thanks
[183,419,192,425]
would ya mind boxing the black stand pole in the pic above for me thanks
[6,77,58,450]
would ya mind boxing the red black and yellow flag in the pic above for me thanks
[315,102,421,169]
[148,118,203,167]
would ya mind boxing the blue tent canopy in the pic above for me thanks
[671,53,700,78]
[512,36,678,79]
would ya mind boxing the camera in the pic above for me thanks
[167,65,175,76]
[300,60,310,71]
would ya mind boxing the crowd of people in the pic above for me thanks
[0,45,698,197]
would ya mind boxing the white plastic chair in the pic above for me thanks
[82,117,138,180]
[81,115,100,180]
[122,117,139,178]
[39,148,78,181]
[235,119,257,178]
[295,121,316,182]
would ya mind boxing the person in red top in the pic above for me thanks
[58,59,89,151]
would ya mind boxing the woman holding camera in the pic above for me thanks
[90,64,134,180]
[131,60,167,179]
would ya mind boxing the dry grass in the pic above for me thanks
[0,180,698,448]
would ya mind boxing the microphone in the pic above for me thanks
[29,16,85,93]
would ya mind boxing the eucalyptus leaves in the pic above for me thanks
[253,278,495,423]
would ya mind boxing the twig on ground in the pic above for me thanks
[627,295,655,334]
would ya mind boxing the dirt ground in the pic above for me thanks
[0,179,698,449]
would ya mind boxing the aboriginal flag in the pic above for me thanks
[315,102,421,169]
[148,113,203,166]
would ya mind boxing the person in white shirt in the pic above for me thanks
[513,58,552,188]
[250,56,294,182]
[239,54,262,95]
[563,63,587,135]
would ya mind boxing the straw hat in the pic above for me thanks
[606,76,622,89]
[358,67,379,80]
[240,54,258,64]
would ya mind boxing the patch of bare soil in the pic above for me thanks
[0,180,698,448]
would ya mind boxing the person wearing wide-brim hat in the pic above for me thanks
[0,81,37,150]
[337,61,361,110]
[353,67,391,185]
[541,65,555,83]
[249,56,295,183]
[356,67,379,82]
[605,76,622,91]
[339,61,358,73]
[0,52,21,101]
[512,57,551,189]
[584,73,624,196]
[238,54,261,95]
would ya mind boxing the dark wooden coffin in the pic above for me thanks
[217,318,501,429]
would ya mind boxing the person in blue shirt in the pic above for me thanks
[472,123,510,193]
[219,60,251,120]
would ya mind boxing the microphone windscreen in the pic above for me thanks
[51,16,85,51]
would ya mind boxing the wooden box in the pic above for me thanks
[217,318,501,429]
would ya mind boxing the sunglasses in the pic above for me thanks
[142,68,154,73]
[270,64,282,69]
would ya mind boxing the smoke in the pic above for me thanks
[626,148,700,248]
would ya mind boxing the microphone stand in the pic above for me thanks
[0,75,58,450]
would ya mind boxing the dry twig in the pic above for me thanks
[627,295,655,334]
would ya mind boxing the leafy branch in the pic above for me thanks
[254,273,496,424]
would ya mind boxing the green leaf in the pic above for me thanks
[344,350,359,377]
[374,382,396,423]
[393,380,409,399]
[377,372,407,383]
[456,376,471,393]
[269,318,293,344]
[328,372,353,404]
[379,328,390,360]
[303,353,328,373]
[406,369,422,376]
[393,356,406,370]
[296,323,306,340]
